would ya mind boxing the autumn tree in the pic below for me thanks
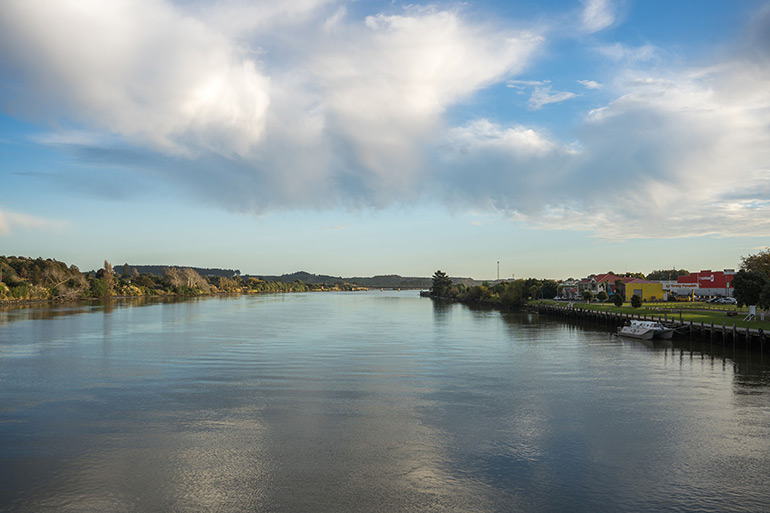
[103,261,114,292]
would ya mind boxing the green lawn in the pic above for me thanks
[532,300,770,331]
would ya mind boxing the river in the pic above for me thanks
[1,291,769,512]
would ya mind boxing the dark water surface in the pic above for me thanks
[1,291,769,512]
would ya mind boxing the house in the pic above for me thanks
[625,279,664,302]
[577,273,636,298]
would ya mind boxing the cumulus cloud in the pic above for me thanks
[443,53,770,239]
[0,0,270,158]
[0,0,541,208]
[1,0,769,241]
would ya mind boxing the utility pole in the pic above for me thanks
[497,261,500,282]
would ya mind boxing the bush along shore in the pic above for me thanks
[425,270,770,344]
[0,256,363,304]
[424,270,530,309]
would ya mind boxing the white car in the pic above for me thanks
[716,297,737,304]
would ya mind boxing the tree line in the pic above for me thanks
[428,247,770,309]
[0,256,359,302]
[429,270,559,307]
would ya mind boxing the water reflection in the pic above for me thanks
[1,292,770,512]
[0,296,202,326]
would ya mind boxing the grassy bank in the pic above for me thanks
[532,300,770,331]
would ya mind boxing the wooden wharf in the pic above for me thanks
[534,303,767,353]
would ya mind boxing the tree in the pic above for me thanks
[613,293,624,307]
[596,291,608,302]
[740,248,770,277]
[645,269,689,281]
[732,269,769,307]
[500,280,526,307]
[541,280,558,299]
[614,279,624,298]
[760,283,770,310]
[103,260,114,293]
[430,270,453,298]
[630,295,642,308]
[582,290,594,302]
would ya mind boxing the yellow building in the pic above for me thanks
[625,279,664,302]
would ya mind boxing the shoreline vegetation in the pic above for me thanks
[0,256,368,306]
[425,270,770,332]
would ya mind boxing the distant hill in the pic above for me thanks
[117,266,479,289]
[251,271,480,289]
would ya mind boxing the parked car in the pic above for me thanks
[719,297,737,304]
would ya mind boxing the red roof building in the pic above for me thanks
[677,270,735,289]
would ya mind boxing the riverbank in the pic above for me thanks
[423,293,769,351]
[0,286,369,308]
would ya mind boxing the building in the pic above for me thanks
[675,270,735,298]
[576,273,636,298]
[625,279,665,302]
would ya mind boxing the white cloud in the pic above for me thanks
[581,0,615,33]
[597,42,659,63]
[0,0,271,158]
[528,86,578,110]
[0,0,542,208]
[2,0,769,243]
[518,57,770,239]
[0,208,67,236]
[578,80,602,89]
[507,79,548,88]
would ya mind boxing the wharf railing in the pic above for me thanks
[534,303,767,353]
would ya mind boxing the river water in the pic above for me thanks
[1,291,769,512]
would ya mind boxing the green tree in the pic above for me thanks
[645,269,689,281]
[596,291,608,302]
[89,278,110,297]
[732,269,769,306]
[430,270,453,298]
[630,294,642,308]
[541,280,558,299]
[740,248,770,277]
[759,283,770,310]
[582,290,594,302]
[500,280,526,307]
[613,293,624,307]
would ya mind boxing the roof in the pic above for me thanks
[580,273,637,284]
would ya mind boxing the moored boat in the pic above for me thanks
[630,320,674,339]
[618,320,674,340]
[617,323,655,340]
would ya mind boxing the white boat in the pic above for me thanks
[618,323,655,340]
[618,320,674,340]
[631,320,674,340]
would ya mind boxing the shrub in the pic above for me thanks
[630,295,642,308]
[613,294,623,307]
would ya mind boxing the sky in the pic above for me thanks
[1,0,769,280]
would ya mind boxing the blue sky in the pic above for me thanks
[1,0,769,279]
